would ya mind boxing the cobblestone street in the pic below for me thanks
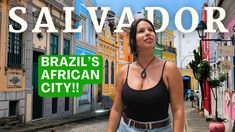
[39,115,108,132]
[36,101,209,132]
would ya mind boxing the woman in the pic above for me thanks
[107,18,184,132]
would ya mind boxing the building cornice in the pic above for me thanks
[44,0,81,21]
[76,40,97,52]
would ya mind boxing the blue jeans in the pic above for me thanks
[117,117,172,132]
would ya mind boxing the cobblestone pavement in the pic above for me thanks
[39,115,108,132]
[184,101,209,132]
[0,101,209,132]
[38,101,209,132]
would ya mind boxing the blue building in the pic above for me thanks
[74,0,98,113]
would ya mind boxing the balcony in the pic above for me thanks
[53,0,74,7]
[163,45,176,54]
[156,43,163,49]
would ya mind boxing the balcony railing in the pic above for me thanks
[53,0,74,7]
[156,43,163,49]
[163,45,176,54]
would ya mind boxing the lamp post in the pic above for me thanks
[196,21,235,42]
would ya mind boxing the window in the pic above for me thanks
[52,98,57,114]
[105,60,109,84]
[111,62,114,84]
[80,18,87,42]
[8,18,23,68]
[91,24,96,46]
[165,37,168,47]
[158,33,161,44]
[82,84,88,93]
[64,0,73,6]
[120,37,124,58]
[169,41,172,49]
[50,34,59,55]
[9,101,18,116]
[63,39,70,55]
[65,97,69,111]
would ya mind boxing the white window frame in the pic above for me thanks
[120,38,124,58]
[80,17,88,42]
[90,24,96,46]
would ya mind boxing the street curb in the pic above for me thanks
[9,110,110,132]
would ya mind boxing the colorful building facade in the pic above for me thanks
[162,29,176,63]
[153,15,163,59]
[74,0,98,113]
[201,2,212,117]
[97,20,118,100]
[208,0,235,131]
[181,69,198,91]
[116,27,133,71]
[0,0,26,123]
[0,0,78,123]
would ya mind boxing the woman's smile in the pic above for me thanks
[144,37,154,43]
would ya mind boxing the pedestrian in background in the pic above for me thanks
[188,91,195,108]
[107,18,185,132]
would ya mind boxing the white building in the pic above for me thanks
[174,30,200,68]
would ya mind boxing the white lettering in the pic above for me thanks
[87,7,110,33]
[204,7,228,33]
[145,7,169,32]
[175,7,198,33]
[32,7,58,32]
[114,7,135,32]
[41,83,50,93]
[63,7,82,32]
[9,7,27,33]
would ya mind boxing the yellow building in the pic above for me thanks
[180,68,198,91]
[117,27,133,71]
[162,30,176,63]
[0,0,27,123]
[97,21,118,100]
[0,0,78,123]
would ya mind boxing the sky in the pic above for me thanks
[96,0,205,30]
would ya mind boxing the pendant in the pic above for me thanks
[140,70,147,78]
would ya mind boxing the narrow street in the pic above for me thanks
[39,115,109,132]
[1,0,235,131]
[37,101,208,132]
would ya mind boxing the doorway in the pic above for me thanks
[32,51,43,119]
[182,76,192,98]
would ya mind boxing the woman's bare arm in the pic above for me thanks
[165,62,185,132]
[107,66,126,132]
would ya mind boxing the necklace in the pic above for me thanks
[137,56,155,78]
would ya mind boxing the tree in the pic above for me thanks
[207,73,226,121]
[189,49,211,110]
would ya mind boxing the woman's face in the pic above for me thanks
[136,21,156,51]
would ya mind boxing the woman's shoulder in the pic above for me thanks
[117,64,129,80]
[155,59,179,73]
[118,64,129,74]
[163,61,180,75]
[165,61,177,68]
[116,64,130,86]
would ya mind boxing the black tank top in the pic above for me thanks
[121,61,170,122]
